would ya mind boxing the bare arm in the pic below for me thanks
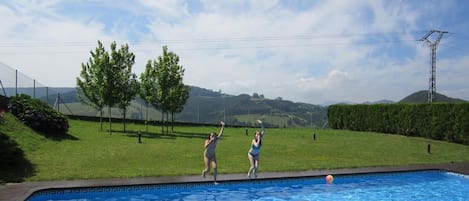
[204,138,215,149]
[257,119,266,137]
[204,139,210,149]
[217,121,225,138]
[204,122,225,149]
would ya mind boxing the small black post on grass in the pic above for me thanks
[138,131,142,144]
[427,143,431,154]
[313,132,316,141]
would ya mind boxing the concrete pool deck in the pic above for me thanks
[1,162,469,201]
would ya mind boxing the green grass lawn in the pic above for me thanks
[2,113,469,182]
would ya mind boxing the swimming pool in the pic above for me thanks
[27,170,469,201]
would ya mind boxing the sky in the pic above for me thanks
[0,0,468,105]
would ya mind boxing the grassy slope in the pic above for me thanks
[1,113,469,182]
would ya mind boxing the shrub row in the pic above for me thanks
[8,94,69,136]
[328,103,469,145]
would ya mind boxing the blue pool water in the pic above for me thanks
[27,170,469,201]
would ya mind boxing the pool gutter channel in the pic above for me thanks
[2,162,469,201]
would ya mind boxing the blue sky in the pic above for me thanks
[0,0,468,104]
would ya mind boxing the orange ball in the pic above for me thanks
[326,175,334,184]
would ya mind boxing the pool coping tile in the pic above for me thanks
[1,162,468,201]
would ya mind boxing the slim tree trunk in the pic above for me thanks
[145,103,148,133]
[100,108,103,131]
[108,107,112,135]
[166,112,169,134]
[171,112,174,133]
[161,110,164,134]
[123,107,127,133]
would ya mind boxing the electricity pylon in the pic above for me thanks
[419,30,447,103]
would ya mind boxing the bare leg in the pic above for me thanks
[202,156,210,178]
[212,160,218,183]
[253,159,259,178]
[247,153,255,178]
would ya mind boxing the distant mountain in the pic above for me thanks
[363,99,395,104]
[320,101,355,106]
[399,90,467,103]
[175,87,328,127]
[322,99,395,106]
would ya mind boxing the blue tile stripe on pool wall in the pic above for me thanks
[27,170,461,200]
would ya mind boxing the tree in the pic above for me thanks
[140,46,189,134]
[99,42,124,135]
[78,40,137,135]
[77,41,107,131]
[140,59,160,132]
[169,76,190,132]
[113,43,138,133]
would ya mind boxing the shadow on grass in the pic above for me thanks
[43,133,79,141]
[112,130,210,140]
[33,131,79,141]
[0,132,36,183]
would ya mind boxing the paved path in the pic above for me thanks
[1,162,468,201]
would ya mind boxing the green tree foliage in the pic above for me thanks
[168,76,190,132]
[140,46,189,133]
[166,51,190,132]
[76,41,107,131]
[112,43,138,133]
[140,60,162,125]
[77,41,138,134]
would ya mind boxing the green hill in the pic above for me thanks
[37,86,328,128]
[400,90,467,103]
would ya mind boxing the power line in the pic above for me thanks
[0,38,420,55]
[0,31,423,47]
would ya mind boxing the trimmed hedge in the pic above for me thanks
[328,103,469,145]
[8,94,69,136]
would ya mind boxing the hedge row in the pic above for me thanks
[327,103,469,145]
[8,94,69,136]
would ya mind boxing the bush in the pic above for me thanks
[0,111,4,125]
[328,103,469,145]
[8,94,69,136]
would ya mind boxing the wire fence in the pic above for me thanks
[0,62,326,128]
[0,62,61,105]
[0,62,169,124]
[0,62,222,131]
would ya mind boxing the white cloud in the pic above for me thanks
[0,1,114,87]
[0,0,468,104]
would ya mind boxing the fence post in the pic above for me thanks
[56,93,60,112]
[15,69,18,96]
[33,79,36,98]
[46,87,49,105]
